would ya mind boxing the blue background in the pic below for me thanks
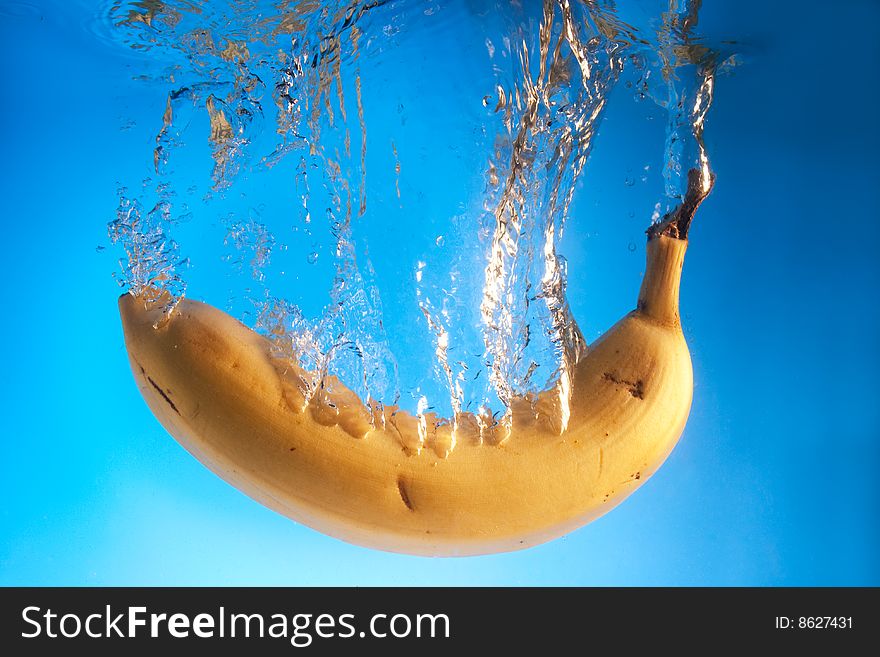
[1,0,877,585]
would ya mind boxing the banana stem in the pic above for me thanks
[638,168,714,325]
[647,167,715,241]
[637,236,686,325]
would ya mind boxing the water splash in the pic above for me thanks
[106,0,730,436]
[475,0,630,433]
[639,0,720,215]
[108,188,187,314]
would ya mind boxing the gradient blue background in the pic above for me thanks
[1,0,877,585]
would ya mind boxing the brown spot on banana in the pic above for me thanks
[602,372,646,400]
[397,477,415,512]
[146,375,180,415]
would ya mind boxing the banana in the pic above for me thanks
[118,175,710,556]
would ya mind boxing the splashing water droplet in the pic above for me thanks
[307,252,319,265]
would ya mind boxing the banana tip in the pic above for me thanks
[118,291,175,332]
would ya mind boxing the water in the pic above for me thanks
[106,0,731,433]
[4,0,880,587]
